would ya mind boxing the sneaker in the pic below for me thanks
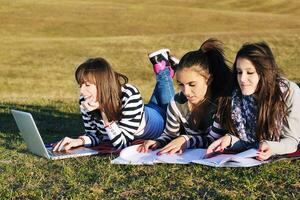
[148,48,174,77]
[168,55,179,71]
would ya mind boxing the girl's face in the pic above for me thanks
[176,67,210,106]
[80,81,98,101]
[236,58,260,96]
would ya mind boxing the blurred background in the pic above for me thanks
[0,0,299,103]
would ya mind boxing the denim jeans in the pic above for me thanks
[137,69,175,139]
[148,68,175,113]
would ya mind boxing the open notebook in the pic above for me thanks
[111,145,270,167]
[111,145,206,165]
[192,148,268,167]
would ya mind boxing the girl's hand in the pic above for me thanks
[81,95,100,111]
[205,135,231,158]
[137,140,161,153]
[256,141,272,160]
[157,136,187,155]
[52,137,84,152]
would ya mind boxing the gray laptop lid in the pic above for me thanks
[11,109,99,160]
[11,109,50,159]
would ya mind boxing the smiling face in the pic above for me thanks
[236,58,260,96]
[80,81,98,101]
[176,66,210,106]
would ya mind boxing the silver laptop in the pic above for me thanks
[11,109,99,160]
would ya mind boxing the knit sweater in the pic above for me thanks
[155,92,226,148]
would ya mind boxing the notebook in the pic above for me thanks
[111,144,269,167]
[11,109,99,160]
[111,144,206,165]
[192,148,269,167]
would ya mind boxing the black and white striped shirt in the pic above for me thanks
[80,84,144,150]
[155,92,226,148]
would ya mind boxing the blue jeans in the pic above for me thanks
[137,69,175,139]
[148,69,175,113]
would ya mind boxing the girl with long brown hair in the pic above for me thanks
[206,42,300,160]
[53,55,176,151]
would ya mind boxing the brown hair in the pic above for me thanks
[75,57,128,121]
[218,42,289,141]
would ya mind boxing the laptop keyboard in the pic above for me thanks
[47,149,73,156]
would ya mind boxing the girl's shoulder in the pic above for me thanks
[121,83,141,95]
[278,78,300,105]
[171,92,189,116]
[279,78,299,95]
[286,80,300,92]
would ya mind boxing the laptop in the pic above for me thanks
[11,109,99,160]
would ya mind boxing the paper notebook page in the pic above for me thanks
[118,145,159,164]
[157,148,206,164]
[213,148,258,166]
[232,148,258,159]
[224,148,259,166]
[199,154,234,166]
[223,157,264,167]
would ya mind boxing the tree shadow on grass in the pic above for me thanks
[0,102,84,152]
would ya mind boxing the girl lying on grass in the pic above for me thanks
[206,42,300,160]
[53,52,177,151]
[138,38,233,155]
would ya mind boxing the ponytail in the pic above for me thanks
[178,38,232,99]
[200,38,232,98]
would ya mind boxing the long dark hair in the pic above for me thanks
[75,57,128,121]
[177,38,232,128]
[218,42,289,141]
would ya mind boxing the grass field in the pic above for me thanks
[0,0,299,199]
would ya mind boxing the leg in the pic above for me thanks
[148,49,177,112]
[136,105,165,139]
[148,68,175,112]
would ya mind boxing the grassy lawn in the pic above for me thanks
[0,0,299,199]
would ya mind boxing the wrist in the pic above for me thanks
[179,135,188,142]
[225,134,232,148]
[77,137,85,146]
[104,121,114,128]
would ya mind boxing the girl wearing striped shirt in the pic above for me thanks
[53,54,176,151]
[138,38,233,155]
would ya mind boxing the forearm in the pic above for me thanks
[267,81,300,155]
[183,133,225,149]
[155,132,177,146]
[226,135,252,151]
[82,131,102,147]
[184,119,228,149]
[104,122,134,150]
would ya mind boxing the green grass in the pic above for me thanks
[0,0,299,199]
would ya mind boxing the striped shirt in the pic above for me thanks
[155,92,226,148]
[80,84,144,150]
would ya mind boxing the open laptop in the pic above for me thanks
[11,109,99,160]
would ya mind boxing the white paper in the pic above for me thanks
[192,148,265,167]
[157,148,206,164]
[193,154,234,166]
[111,145,205,165]
[113,145,158,164]
[111,145,267,167]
